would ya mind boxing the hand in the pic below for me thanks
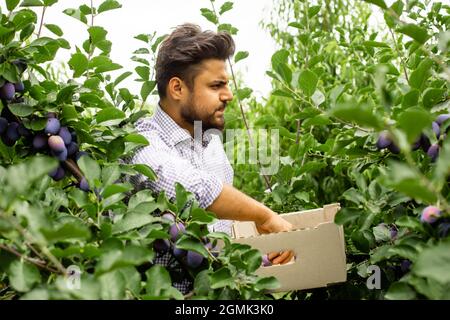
[256,213,293,235]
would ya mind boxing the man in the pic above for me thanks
[129,23,294,293]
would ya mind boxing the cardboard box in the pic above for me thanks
[230,203,347,292]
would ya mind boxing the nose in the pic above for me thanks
[221,85,234,103]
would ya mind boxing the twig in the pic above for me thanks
[295,119,301,144]
[0,244,60,274]
[37,6,47,39]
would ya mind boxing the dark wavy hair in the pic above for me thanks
[155,23,235,98]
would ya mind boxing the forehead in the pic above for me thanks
[195,59,229,81]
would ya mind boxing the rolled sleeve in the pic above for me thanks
[132,135,223,209]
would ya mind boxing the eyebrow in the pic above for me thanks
[210,79,229,85]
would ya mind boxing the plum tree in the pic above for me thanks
[173,246,186,258]
[161,212,176,222]
[6,122,20,142]
[376,131,392,149]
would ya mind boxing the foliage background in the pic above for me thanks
[0,0,449,300]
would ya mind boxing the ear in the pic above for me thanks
[167,77,187,101]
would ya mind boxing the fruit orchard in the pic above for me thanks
[0,0,449,300]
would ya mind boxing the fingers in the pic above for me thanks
[270,250,295,265]
[267,251,280,260]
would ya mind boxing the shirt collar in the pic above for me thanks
[154,103,214,147]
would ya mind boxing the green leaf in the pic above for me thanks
[124,133,149,146]
[200,8,218,24]
[112,212,157,235]
[44,23,63,36]
[140,80,156,101]
[363,40,390,48]
[396,107,433,143]
[6,0,20,11]
[20,0,44,7]
[234,51,249,63]
[298,69,318,97]
[210,267,234,289]
[402,89,420,108]
[330,102,383,130]
[132,164,157,181]
[68,53,88,78]
[385,282,417,300]
[95,107,126,124]
[145,265,183,299]
[77,155,101,186]
[386,161,437,204]
[96,246,153,275]
[422,88,446,108]
[102,184,133,199]
[7,260,41,292]
[88,26,107,45]
[42,0,57,5]
[363,0,387,9]
[255,277,280,291]
[114,71,132,86]
[99,270,126,300]
[63,8,87,24]
[176,237,209,258]
[397,24,430,44]
[135,66,149,80]
[236,87,252,100]
[41,220,91,242]
[308,5,321,18]
[271,49,291,84]
[8,103,33,117]
[219,1,233,15]
[413,241,450,284]
[98,0,122,13]
[409,58,433,90]
[12,9,37,30]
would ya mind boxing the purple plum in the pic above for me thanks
[6,122,20,142]
[262,254,272,267]
[79,177,90,192]
[387,143,400,154]
[51,147,68,161]
[173,246,186,258]
[0,83,15,100]
[376,131,392,149]
[49,166,65,181]
[436,114,450,126]
[17,124,31,137]
[186,251,204,268]
[32,134,47,150]
[169,222,186,242]
[401,260,411,273]
[1,133,15,146]
[67,142,79,156]
[420,205,442,224]
[0,117,7,134]
[432,121,440,138]
[437,222,450,238]
[14,82,24,93]
[153,239,170,253]
[48,135,66,153]
[58,127,72,145]
[427,144,439,162]
[45,118,60,135]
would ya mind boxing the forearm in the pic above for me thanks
[206,183,274,225]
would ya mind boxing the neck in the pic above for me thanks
[159,100,195,137]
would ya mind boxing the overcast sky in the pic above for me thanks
[17,0,279,100]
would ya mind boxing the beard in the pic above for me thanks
[180,95,226,131]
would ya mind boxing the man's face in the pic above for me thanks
[180,59,233,131]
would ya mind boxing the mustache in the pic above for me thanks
[216,103,227,112]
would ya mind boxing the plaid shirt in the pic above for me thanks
[128,104,234,294]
